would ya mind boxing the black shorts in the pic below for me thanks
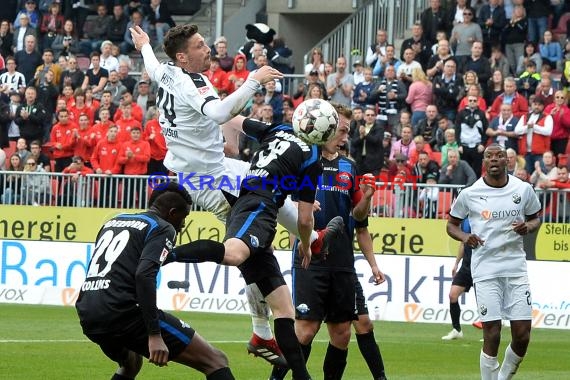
[354,277,369,315]
[226,195,285,296]
[293,268,357,323]
[84,310,195,363]
[452,264,473,292]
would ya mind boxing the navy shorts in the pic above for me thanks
[452,264,473,292]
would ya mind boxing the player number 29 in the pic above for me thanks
[86,230,130,278]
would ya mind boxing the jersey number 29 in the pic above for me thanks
[86,230,130,278]
[156,87,177,128]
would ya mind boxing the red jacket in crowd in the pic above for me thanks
[50,121,77,159]
[91,138,122,174]
[114,103,144,123]
[143,119,167,161]
[73,126,97,163]
[115,117,142,143]
[117,138,151,175]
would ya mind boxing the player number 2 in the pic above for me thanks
[87,230,130,278]
[157,87,176,128]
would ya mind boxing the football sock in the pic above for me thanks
[356,331,386,378]
[111,374,133,380]
[450,301,461,331]
[168,240,225,264]
[300,342,312,363]
[323,343,348,380]
[269,365,289,380]
[277,196,319,244]
[274,318,311,380]
[498,344,523,380]
[480,350,500,380]
[206,367,235,380]
[245,283,273,339]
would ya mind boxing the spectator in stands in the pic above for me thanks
[80,4,111,55]
[449,8,482,60]
[0,99,11,150]
[486,69,505,107]
[539,165,570,222]
[143,106,166,174]
[525,0,550,44]
[397,48,422,88]
[117,60,136,94]
[245,42,264,71]
[391,109,412,142]
[368,65,407,130]
[400,23,431,70]
[118,125,149,174]
[487,103,520,152]
[406,67,433,125]
[432,58,462,122]
[15,86,46,145]
[121,10,149,54]
[326,55,354,107]
[211,36,233,73]
[36,69,58,140]
[21,156,48,205]
[98,40,119,74]
[115,91,143,122]
[352,59,364,85]
[40,3,64,52]
[431,114,449,153]
[503,4,527,76]
[515,96,553,174]
[413,149,441,184]
[390,125,416,161]
[416,104,439,142]
[82,52,108,100]
[134,80,154,122]
[73,113,96,166]
[50,108,76,172]
[458,41,491,95]
[94,90,116,121]
[34,48,62,87]
[51,19,80,59]
[545,90,570,158]
[69,88,95,124]
[103,69,127,106]
[348,105,364,139]
[446,0,472,28]
[441,125,460,167]
[489,44,511,79]
[0,20,13,58]
[263,79,283,124]
[12,14,37,54]
[420,0,448,46]
[59,55,85,92]
[351,106,384,175]
[0,56,26,96]
[29,139,50,171]
[438,148,477,187]
[516,42,542,76]
[115,101,142,142]
[60,155,94,207]
[147,0,175,48]
[426,39,454,79]
[477,0,507,57]
[14,137,30,163]
[458,84,487,112]
[5,90,22,142]
[371,44,401,78]
[226,54,249,94]
[456,94,487,177]
[488,77,529,120]
[106,3,129,46]
[365,28,389,70]
[506,147,526,175]
[1,153,23,204]
[418,173,440,219]
[409,135,434,165]
[304,47,325,81]
[91,121,120,169]
[205,55,230,94]
[534,76,554,106]
[14,0,40,30]
[352,67,375,108]
[539,30,562,71]
[516,60,541,100]
[529,150,558,186]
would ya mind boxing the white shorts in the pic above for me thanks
[180,157,250,222]
[474,276,532,322]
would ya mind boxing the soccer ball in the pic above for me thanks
[292,99,339,145]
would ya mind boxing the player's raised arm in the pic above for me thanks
[130,26,160,79]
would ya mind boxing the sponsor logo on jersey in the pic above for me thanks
[250,235,259,248]
[198,86,209,96]
[160,248,169,262]
[512,193,521,204]
[481,208,522,220]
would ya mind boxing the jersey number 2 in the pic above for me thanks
[157,87,176,128]
[87,230,130,278]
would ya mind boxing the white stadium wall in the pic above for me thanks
[1,240,569,330]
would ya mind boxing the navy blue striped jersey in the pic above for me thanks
[75,212,176,335]
[293,154,367,271]
[241,119,322,207]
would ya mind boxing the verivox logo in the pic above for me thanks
[172,293,191,311]
[404,303,422,322]
[61,288,79,306]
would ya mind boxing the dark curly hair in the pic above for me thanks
[163,24,199,61]
[149,182,193,211]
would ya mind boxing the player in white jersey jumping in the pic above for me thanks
[129,25,342,366]
[446,143,541,380]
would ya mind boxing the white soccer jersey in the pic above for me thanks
[147,61,225,176]
[0,71,26,91]
[450,175,541,282]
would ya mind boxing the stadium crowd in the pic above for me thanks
[0,0,569,219]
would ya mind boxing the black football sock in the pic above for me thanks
[111,374,133,380]
[323,342,348,380]
[274,318,311,380]
[206,367,235,380]
[450,301,461,331]
[166,240,225,265]
[269,365,289,380]
[300,342,312,362]
[356,331,386,378]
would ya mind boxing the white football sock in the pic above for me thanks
[498,344,523,380]
[245,283,273,339]
[480,350,500,380]
[277,196,318,243]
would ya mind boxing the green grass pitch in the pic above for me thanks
[1,304,569,379]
